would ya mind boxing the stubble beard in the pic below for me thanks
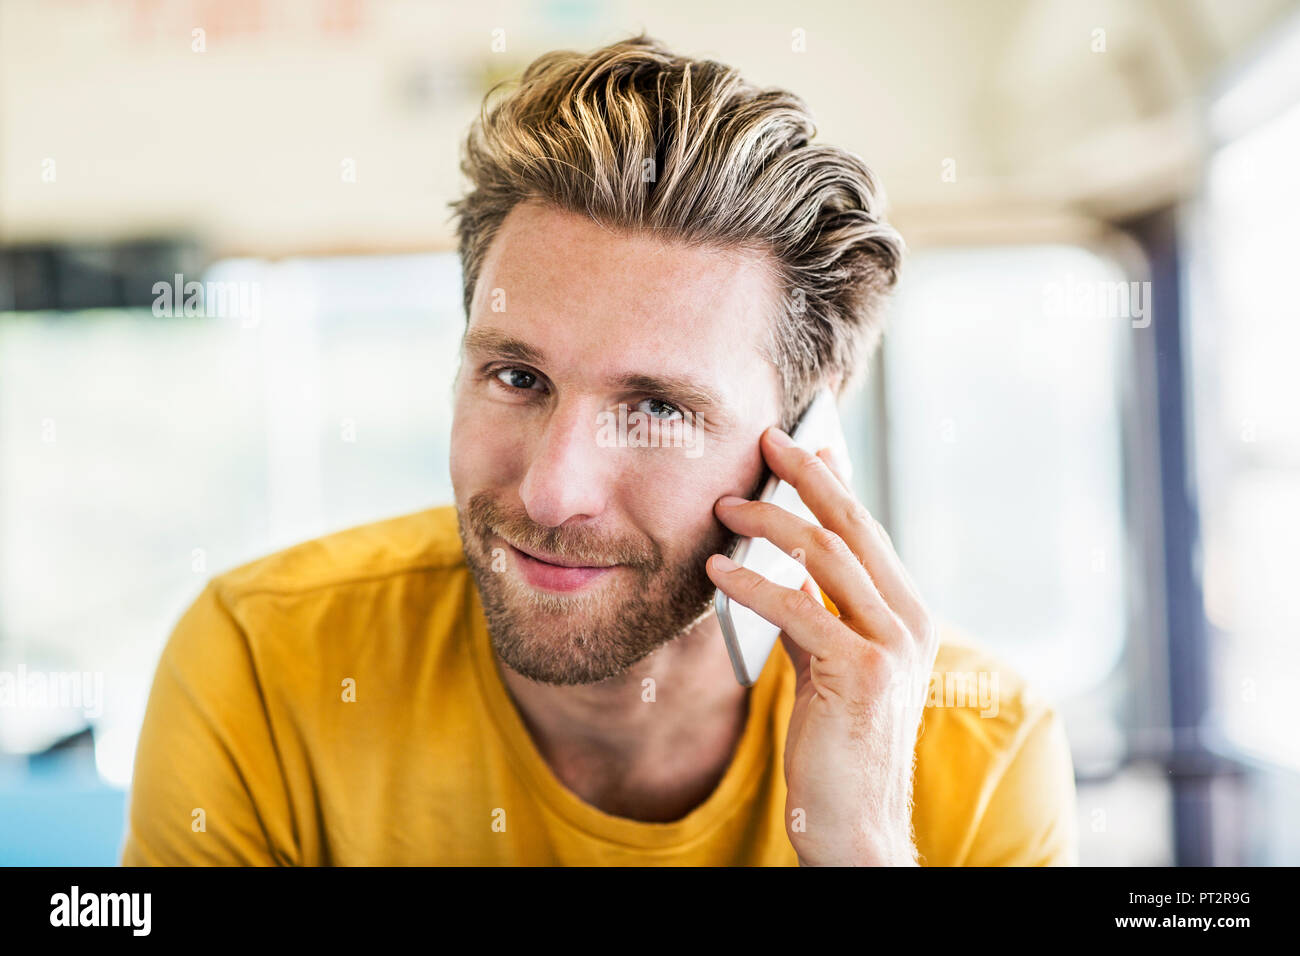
[457,492,735,686]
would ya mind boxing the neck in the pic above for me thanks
[497,611,752,822]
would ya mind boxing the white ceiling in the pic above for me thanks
[2,0,1296,254]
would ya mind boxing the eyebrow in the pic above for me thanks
[462,327,733,426]
[462,327,545,365]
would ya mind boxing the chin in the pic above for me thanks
[455,497,726,685]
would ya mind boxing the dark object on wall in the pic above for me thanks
[0,239,205,312]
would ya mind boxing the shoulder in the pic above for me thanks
[213,504,467,602]
[922,621,1048,756]
[126,505,475,865]
[913,620,1078,865]
[196,504,473,654]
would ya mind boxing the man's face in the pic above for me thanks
[450,200,784,685]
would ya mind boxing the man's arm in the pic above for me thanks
[963,705,1080,866]
[120,582,297,866]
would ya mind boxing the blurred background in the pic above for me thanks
[2,0,1298,866]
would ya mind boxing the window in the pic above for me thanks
[1191,98,1300,770]
[0,253,466,790]
[881,245,1130,707]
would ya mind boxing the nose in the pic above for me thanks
[517,399,615,528]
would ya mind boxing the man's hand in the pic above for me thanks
[706,426,939,866]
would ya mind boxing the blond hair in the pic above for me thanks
[449,33,904,429]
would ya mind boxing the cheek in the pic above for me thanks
[617,444,760,544]
[449,397,524,496]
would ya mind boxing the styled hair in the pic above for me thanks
[449,33,904,430]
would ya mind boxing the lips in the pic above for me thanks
[502,540,618,593]
[507,541,615,569]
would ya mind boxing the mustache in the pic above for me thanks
[466,493,663,570]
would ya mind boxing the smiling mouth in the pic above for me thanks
[505,540,617,569]
[500,539,620,593]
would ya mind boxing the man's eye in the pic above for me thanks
[637,398,684,422]
[494,367,542,391]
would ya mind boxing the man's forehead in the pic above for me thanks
[478,202,779,328]
[467,203,783,421]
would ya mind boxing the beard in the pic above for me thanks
[456,491,737,686]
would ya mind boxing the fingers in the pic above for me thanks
[706,553,850,661]
[713,496,905,644]
[759,427,926,625]
[778,576,819,675]
[817,446,852,490]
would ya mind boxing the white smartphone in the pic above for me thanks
[714,386,844,686]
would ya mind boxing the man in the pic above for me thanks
[121,34,1077,866]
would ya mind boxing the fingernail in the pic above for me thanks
[822,446,853,479]
[711,553,739,572]
[717,495,747,507]
[768,427,793,447]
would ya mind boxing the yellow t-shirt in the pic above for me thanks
[120,505,1078,866]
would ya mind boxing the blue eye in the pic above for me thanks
[637,398,684,422]
[495,367,542,391]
